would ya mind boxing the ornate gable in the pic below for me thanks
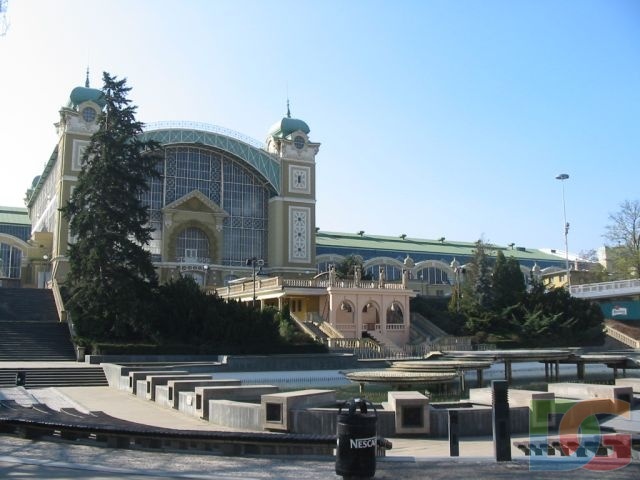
[162,190,228,218]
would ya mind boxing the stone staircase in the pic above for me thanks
[0,321,76,361]
[0,288,76,362]
[366,329,404,355]
[0,367,108,388]
[0,288,59,322]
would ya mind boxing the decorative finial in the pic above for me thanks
[286,99,291,118]
[85,67,90,88]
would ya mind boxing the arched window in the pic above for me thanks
[176,227,209,262]
[365,264,402,281]
[0,243,21,279]
[417,267,450,285]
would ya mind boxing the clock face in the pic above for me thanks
[293,135,305,149]
[82,106,97,123]
[292,168,307,190]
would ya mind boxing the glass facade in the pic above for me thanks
[142,145,270,266]
[0,244,21,278]
[417,266,450,285]
[365,264,402,281]
[176,227,210,262]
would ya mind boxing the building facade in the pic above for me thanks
[0,80,571,346]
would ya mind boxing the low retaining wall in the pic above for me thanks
[209,400,262,431]
[93,353,357,372]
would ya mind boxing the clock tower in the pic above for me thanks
[266,104,320,275]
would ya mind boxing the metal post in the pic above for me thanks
[246,257,262,308]
[492,380,511,462]
[555,174,570,288]
[448,409,459,457]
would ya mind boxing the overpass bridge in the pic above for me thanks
[570,279,640,300]
[570,279,640,349]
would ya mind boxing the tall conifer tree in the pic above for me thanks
[61,72,161,340]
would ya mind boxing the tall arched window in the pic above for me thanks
[364,264,402,281]
[417,267,450,285]
[0,243,21,278]
[176,227,209,262]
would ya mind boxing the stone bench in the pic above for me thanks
[195,385,279,420]
[261,389,336,432]
[127,370,187,394]
[157,379,242,409]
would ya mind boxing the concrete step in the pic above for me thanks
[0,288,59,322]
[0,321,76,361]
[0,367,108,388]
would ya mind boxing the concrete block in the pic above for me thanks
[386,391,430,435]
[136,380,147,400]
[195,385,279,420]
[615,378,640,394]
[146,374,212,401]
[127,370,187,394]
[261,389,336,432]
[178,391,197,417]
[548,383,633,404]
[164,379,242,409]
[469,387,555,407]
[209,400,262,430]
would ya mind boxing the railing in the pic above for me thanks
[143,121,266,150]
[289,312,322,341]
[385,323,405,331]
[51,278,79,357]
[570,279,640,299]
[175,256,211,264]
[604,324,640,349]
[327,338,375,350]
[319,321,344,339]
[50,278,68,323]
[217,276,412,298]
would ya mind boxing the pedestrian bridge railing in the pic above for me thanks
[570,279,640,300]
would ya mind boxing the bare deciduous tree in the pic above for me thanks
[605,199,640,278]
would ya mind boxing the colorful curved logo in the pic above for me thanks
[529,398,632,471]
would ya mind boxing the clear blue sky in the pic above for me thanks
[1,0,638,255]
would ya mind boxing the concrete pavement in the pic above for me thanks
[2,358,640,479]
[0,385,638,479]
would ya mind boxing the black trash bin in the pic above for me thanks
[335,398,377,480]
[15,371,26,387]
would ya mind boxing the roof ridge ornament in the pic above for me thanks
[85,66,90,88]
[286,99,291,118]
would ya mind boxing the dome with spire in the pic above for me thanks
[69,69,106,109]
[268,101,310,139]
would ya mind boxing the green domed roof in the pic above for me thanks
[268,116,310,138]
[70,86,106,108]
[268,102,310,139]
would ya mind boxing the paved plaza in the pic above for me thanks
[0,384,638,479]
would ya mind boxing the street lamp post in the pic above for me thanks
[555,173,570,288]
[245,257,264,308]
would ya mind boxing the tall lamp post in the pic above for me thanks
[245,257,264,308]
[555,173,570,288]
